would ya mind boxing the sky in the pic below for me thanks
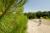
[24,0,50,12]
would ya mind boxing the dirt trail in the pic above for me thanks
[27,19,50,33]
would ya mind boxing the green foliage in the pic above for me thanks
[0,13,27,33]
[0,0,27,18]
[24,11,50,19]
[0,0,27,33]
[15,15,27,33]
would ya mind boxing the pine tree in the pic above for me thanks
[0,0,27,33]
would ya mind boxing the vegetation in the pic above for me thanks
[0,0,27,33]
[24,11,50,19]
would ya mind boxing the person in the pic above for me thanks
[38,17,42,26]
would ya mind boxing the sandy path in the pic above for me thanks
[27,19,50,33]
